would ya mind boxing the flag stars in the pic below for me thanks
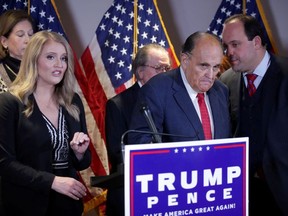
[226,10,232,16]
[216,18,222,24]
[153,24,159,31]
[111,44,118,51]
[109,28,114,35]
[141,32,148,39]
[121,7,126,14]
[114,31,121,39]
[250,12,256,17]
[118,19,123,26]
[212,29,218,36]
[115,72,122,80]
[108,56,115,63]
[38,23,44,30]
[118,60,125,67]
[120,48,127,55]
[144,19,151,27]
[199,147,203,151]
[39,10,46,18]
[112,16,118,23]
[183,148,187,153]
[129,11,134,19]
[174,148,179,153]
[123,36,130,43]
[137,15,142,23]
[47,15,55,23]
[191,147,195,152]
[100,24,106,31]
[115,3,122,11]
[42,0,47,5]
[236,3,241,9]
[2,4,8,10]
[150,35,157,43]
[138,3,144,10]
[206,146,211,151]
[159,40,166,47]
[126,24,133,31]
[30,5,36,13]
[104,40,109,47]
[147,8,153,15]
[104,12,110,19]
[221,7,226,13]
[128,64,132,71]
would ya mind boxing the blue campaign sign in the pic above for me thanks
[124,137,248,216]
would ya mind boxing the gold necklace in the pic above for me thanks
[4,63,17,77]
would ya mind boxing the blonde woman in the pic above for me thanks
[0,31,91,216]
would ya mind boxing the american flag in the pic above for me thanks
[79,0,179,211]
[207,0,277,53]
[80,0,179,97]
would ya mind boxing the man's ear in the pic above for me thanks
[180,53,189,69]
[253,35,262,49]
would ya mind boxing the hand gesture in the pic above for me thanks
[70,132,90,160]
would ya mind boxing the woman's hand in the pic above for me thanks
[70,132,90,160]
[52,176,87,200]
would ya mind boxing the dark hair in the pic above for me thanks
[0,10,35,58]
[224,14,266,47]
[181,31,223,54]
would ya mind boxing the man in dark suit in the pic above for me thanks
[128,32,230,144]
[105,43,171,216]
[220,14,288,215]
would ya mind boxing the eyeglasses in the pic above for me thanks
[143,64,171,72]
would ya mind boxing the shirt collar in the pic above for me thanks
[180,66,202,100]
[244,51,271,77]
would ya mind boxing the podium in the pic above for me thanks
[90,163,124,189]
[121,138,248,216]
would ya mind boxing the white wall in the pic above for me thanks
[55,0,288,58]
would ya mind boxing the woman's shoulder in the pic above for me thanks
[72,92,82,105]
[0,92,22,113]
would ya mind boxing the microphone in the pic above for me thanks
[140,103,162,143]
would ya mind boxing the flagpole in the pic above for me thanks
[133,0,138,57]
[242,0,246,14]
[256,0,278,53]
[27,0,30,14]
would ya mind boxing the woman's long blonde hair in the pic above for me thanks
[9,31,80,121]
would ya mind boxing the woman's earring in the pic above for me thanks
[4,46,9,54]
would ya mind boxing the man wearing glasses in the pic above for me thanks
[105,43,170,216]
[128,32,231,144]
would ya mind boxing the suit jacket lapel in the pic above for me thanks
[207,86,222,139]
[171,69,203,140]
